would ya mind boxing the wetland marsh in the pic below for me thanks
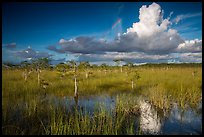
[2,64,202,135]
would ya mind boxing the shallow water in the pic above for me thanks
[47,94,202,135]
[162,102,202,135]
[49,95,116,116]
[139,100,202,135]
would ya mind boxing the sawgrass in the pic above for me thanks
[2,65,202,135]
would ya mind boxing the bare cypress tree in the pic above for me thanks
[74,63,78,97]
[113,59,124,73]
[78,61,91,79]
[20,61,30,82]
[31,58,50,85]
[37,68,41,85]
[126,63,140,91]
[101,63,108,75]
[23,69,28,82]
[68,60,78,98]
[130,70,140,91]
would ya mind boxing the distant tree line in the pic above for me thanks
[2,58,202,70]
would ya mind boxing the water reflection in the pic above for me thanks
[74,95,79,107]
[48,94,201,135]
[139,99,162,135]
[162,102,202,135]
[138,99,202,135]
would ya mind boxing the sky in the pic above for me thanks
[2,2,202,65]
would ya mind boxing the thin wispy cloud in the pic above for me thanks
[3,43,16,50]
[172,12,202,24]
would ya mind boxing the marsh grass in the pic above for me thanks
[2,65,202,135]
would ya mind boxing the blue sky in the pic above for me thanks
[2,2,202,65]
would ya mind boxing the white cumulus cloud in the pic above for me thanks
[176,39,202,53]
[124,2,184,53]
[47,2,202,64]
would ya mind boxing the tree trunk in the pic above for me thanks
[74,64,76,72]
[121,66,123,73]
[38,70,40,85]
[192,72,195,78]
[74,76,78,97]
[131,80,134,90]
[25,73,27,82]
[23,70,27,82]
[86,72,88,79]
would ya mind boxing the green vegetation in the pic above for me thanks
[2,62,202,135]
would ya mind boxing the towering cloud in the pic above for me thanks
[123,2,184,53]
